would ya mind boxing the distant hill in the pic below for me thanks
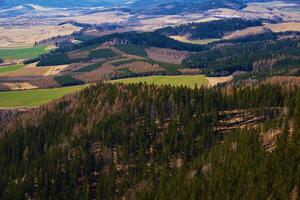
[0,0,246,10]
[0,0,125,8]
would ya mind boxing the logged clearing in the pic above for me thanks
[110,75,209,88]
[146,47,189,64]
[0,45,50,60]
[0,85,88,107]
[0,25,80,48]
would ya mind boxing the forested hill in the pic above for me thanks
[0,83,300,199]
[156,18,264,40]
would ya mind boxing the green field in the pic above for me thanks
[110,75,208,88]
[0,85,88,107]
[0,45,50,60]
[115,44,148,57]
[0,64,24,73]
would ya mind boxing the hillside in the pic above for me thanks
[0,83,300,199]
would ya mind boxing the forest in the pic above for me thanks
[183,37,300,75]
[0,83,299,199]
[156,18,263,39]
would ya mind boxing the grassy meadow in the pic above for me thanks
[0,85,88,107]
[0,64,24,73]
[169,36,220,45]
[0,45,51,60]
[110,75,209,88]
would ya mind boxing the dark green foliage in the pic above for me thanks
[0,83,297,199]
[88,49,118,59]
[115,44,148,57]
[37,48,117,66]
[54,75,84,87]
[22,57,40,65]
[156,18,263,39]
[183,38,300,75]
[37,53,71,66]
[74,31,208,52]
[75,62,104,73]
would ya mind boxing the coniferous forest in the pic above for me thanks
[0,83,300,199]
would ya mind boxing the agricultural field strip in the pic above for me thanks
[0,85,88,107]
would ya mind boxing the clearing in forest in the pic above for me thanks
[110,75,209,88]
[0,85,88,107]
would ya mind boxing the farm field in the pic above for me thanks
[0,85,88,107]
[170,35,220,45]
[0,45,51,60]
[110,75,209,88]
[0,25,80,48]
[0,64,24,73]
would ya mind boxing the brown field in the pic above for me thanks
[206,76,233,87]
[224,26,269,39]
[70,11,132,24]
[76,65,115,83]
[266,76,300,86]
[146,47,189,64]
[3,82,38,90]
[0,65,49,77]
[264,22,300,32]
[0,24,80,48]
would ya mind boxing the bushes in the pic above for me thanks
[54,75,84,87]
[23,57,40,65]
[37,53,72,66]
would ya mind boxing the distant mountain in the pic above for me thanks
[0,0,268,9]
[0,0,127,8]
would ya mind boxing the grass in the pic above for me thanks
[0,64,24,73]
[169,36,220,45]
[115,44,147,57]
[0,85,88,107]
[0,45,50,60]
[110,75,208,88]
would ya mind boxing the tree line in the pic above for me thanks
[0,83,299,199]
